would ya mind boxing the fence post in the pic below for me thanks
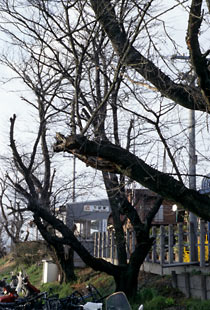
[152,226,157,263]
[178,223,183,263]
[94,232,98,257]
[189,222,198,262]
[105,231,110,259]
[110,231,115,264]
[97,232,101,258]
[101,232,105,258]
[168,224,174,264]
[200,220,206,267]
[160,225,165,264]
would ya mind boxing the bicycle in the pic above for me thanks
[0,283,104,310]
[41,284,102,310]
[0,292,45,310]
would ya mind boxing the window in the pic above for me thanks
[154,205,164,222]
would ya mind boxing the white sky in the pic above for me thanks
[0,1,189,144]
[0,84,32,153]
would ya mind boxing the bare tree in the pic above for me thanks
[1,0,210,298]
[0,174,29,246]
[0,46,79,281]
[7,108,77,282]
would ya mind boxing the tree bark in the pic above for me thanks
[103,172,127,265]
[186,0,210,108]
[114,237,154,299]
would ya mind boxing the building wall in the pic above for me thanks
[127,189,176,225]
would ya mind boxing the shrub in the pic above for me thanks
[136,287,158,304]
[144,295,174,310]
[186,299,210,310]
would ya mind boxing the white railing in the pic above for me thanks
[93,221,209,267]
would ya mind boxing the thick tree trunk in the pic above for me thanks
[59,248,76,283]
[114,238,154,300]
[114,267,139,300]
[50,243,76,283]
[103,172,128,265]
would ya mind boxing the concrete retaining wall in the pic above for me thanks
[172,271,210,300]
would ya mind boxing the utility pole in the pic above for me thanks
[189,109,198,261]
[72,156,76,202]
[189,109,196,190]
[171,55,198,261]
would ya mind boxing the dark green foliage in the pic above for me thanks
[143,295,175,310]
[135,287,158,304]
[186,299,210,310]
[131,289,175,310]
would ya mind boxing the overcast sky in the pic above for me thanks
[0,81,32,152]
[0,2,189,143]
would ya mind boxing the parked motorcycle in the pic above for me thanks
[15,271,40,297]
[105,291,143,310]
[83,291,144,310]
[0,274,144,310]
[0,285,18,303]
[0,271,40,307]
[21,275,40,296]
